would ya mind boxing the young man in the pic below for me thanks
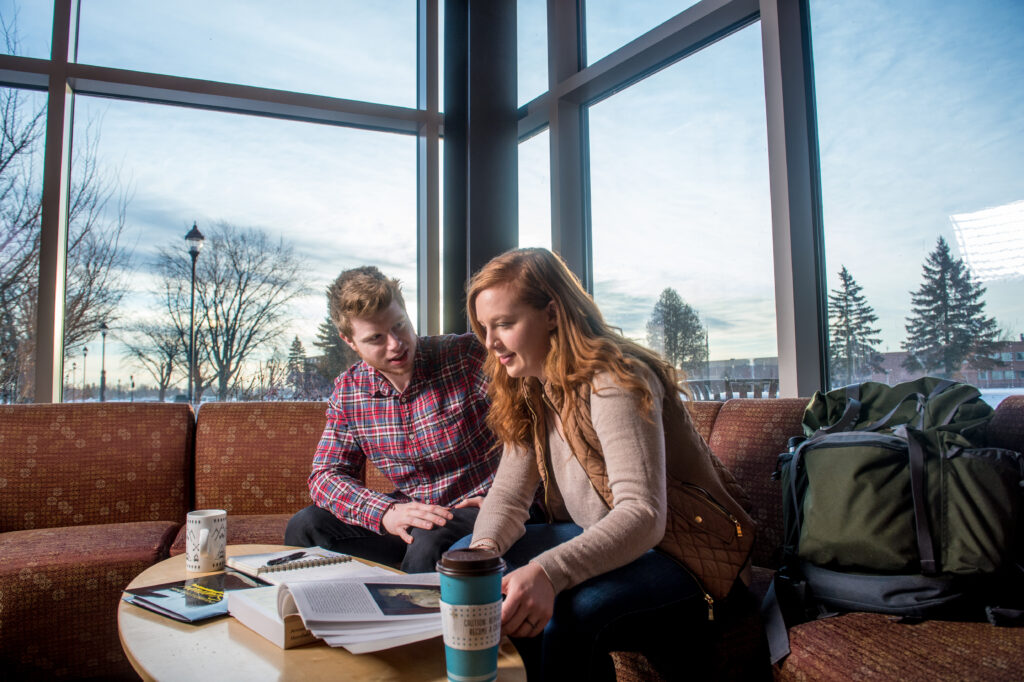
[285,266,500,573]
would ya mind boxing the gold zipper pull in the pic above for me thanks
[704,593,715,621]
[734,520,743,538]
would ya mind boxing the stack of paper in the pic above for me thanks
[281,574,443,653]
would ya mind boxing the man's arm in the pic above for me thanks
[308,402,397,533]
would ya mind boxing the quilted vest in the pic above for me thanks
[527,379,755,607]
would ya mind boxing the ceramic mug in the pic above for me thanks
[185,509,227,572]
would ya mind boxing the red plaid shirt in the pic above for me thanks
[309,333,499,533]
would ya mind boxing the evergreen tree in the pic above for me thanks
[287,336,307,396]
[902,236,1002,378]
[312,316,360,383]
[828,266,884,386]
[646,288,708,377]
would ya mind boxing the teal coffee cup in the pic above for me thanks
[436,548,506,682]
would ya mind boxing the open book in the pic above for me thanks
[271,574,443,653]
[228,585,319,649]
[226,547,390,586]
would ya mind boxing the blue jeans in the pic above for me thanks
[454,524,708,681]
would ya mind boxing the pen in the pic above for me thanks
[267,551,307,566]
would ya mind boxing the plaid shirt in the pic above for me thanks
[309,333,499,533]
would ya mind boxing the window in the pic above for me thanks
[75,0,417,106]
[0,86,46,403]
[812,0,1024,406]
[67,97,416,403]
[0,2,52,58]
[518,129,551,249]
[517,0,548,107]
[589,23,774,395]
[585,1,700,66]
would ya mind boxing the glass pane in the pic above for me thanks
[76,0,417,106]
[585,0,698,66]
[0,1,53,59]
[812,0,1024,407]
[68,97,416,403]
[518,129,551,249]
[0,86,45,403]
[589,24,774,399]
[518,0,547,106]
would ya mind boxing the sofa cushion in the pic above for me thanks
[169,512,291,555]
[683,400,723,444]
[706,398,806,568]
[0,521,180,679]
[989,395,1024,451]
[778,611,1024,680]
[193,402,327,514]
[0,404,193,532]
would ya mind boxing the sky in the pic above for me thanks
[3,0,1023,392]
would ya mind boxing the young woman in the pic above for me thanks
[465,248,755,680]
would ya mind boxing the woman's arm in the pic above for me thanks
[470,443,540,552]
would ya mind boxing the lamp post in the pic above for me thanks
[71,362,77,402]
[130,375,134,403]
[99,322,108,402]
[82,346,88,400]
[184,222,206,405]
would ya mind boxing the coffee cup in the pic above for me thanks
[436,548,506,682]
[185,509,227,573]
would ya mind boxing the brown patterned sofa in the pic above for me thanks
[2,397,1022,680]
[616,395,1024,682]
[0,403,194,680]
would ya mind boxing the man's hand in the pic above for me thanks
[382,502,454,543]
[500,562,554,638]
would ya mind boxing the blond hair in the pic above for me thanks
[328,266,406,339]
[466,248,685,448]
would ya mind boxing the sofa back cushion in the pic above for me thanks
[193,401,328,514]
[989,395,1024,451]
[706,398,807,568]
[0,403,193,531]
[683,401,723,444]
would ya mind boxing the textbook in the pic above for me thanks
[123,570,266,623]
[226,547,391,585]
[277,573,443,653]
[228,585,319,649]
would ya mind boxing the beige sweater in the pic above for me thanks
[471,368,667,594]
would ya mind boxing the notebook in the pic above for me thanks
[226,547,393,585]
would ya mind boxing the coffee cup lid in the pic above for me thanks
[436,548,505,576]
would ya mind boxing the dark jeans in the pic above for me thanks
[284,504,479,574]
[455,523,708,682]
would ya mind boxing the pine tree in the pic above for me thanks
[828,266,884,386]
[312,316,360,382]
[287,336,307,396]
[646,288,708,377]
[902,236,1002,378]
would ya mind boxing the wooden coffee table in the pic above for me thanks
[118,544,526,681]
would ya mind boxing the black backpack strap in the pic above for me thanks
[762,577,791,664]
[819,385,862,435]
[907,429,938,574]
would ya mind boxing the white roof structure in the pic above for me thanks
[949,200,1024,282]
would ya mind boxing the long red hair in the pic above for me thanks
[467,248,686,449]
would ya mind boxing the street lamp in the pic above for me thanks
[82,346,88,400]
[184,222,206,404]
[130,375,135,403]
[99,322,109,402]
[71,362,77,402]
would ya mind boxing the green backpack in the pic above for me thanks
[764,378,1024,664]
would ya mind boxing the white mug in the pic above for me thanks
[185,509,227,572]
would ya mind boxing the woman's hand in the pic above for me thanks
[500,562,554,638]
[453,496,485,509]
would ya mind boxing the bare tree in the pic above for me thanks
[155,221,310,400]
[120,322,183,401]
